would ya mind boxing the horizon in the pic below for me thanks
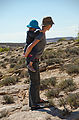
[0,0,79,43]
[0,36,76,43]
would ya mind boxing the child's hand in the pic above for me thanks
[23,53,28,58]
[23,53,26,57]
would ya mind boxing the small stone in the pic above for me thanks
[21,105,30,111]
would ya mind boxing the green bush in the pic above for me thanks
[65,47,79,55]
[66,64,79,74]
[10,63,16,68]
[58,78,76,92]
[59,98,66,107]
[1,63,6,68]
[9,58,17,64]
[40,77,57,90]
[0,47,10,52]
[76,38,79,43]
[3,95,14,104]
[66,93,79,109]
[41,48,55,60]
[46,58,62,65]
[58,37,67,42]
[19,70,29,78]
[0,72,3,77]
[40,79,49,90]
[46,88,60,98]
[0,76,18,87]
[24,78,30,84]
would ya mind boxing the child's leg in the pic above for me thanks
[27,54,36,72]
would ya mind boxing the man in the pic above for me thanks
[24,16,54,110]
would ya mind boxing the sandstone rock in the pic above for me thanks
[39,63,47,72]
[0,104,22,118]
[21,105,30,111]
[0,84,29,95]
[46,64,60,70]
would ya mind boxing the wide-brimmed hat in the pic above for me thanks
[42,16,54,26]
[27,20,40,29]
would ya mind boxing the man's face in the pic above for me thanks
[46,25,52,31]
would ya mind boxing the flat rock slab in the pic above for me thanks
[0,84,29,95]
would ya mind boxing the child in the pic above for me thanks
[24,20,40,72]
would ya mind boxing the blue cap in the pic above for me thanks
[27,20,40,29]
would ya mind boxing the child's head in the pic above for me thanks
[29,27,36,31]
[27,20,40,30]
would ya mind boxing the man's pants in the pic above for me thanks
[26,57,40,107]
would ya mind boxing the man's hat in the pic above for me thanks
[42,16,54,26]
[27,20,40,29]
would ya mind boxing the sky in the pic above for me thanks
[0,0,79,43]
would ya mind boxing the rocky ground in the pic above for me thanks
[0,40,79,120]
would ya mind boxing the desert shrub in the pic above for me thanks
[46,117,52,120]
[0,61,4,64]
[46,58,62,65]
[59,98,71,116]
[0,47,10,52]
[40,79,49,90]
[58,37,67,42]
[4,58,9,62]
[73,58,79,65]
[3,95,14,104]
[7,51,12,56]
[76,38,79,43]
[14,64,21,70]
[58,78,76,92]
[1,56,5,59]
[66,93,79,109]
[9,58,17,64]
[16,57,26,68]
[0,72,3,77]
[8,68,15,73]
[1,63,6,68]
[24,78,30,84]
[48,77,57,86]
[59,98,66,107]
[18,57,25,64]
[48,99,55,107]
[19,70,29,78]
[75,32,79,43]
[40,48,55,60]
[66,64,79,74]
[10,63,16,68]
[40,77,57,90]
[0,76,18,87]
[65,47,79,55]
[56,49,66,59]
[46,88,60,98]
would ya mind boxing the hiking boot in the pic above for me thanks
[37,99,49,104]
[27,64,36,72]
[31,104,45,110]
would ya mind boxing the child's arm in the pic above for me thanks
[24,44,28,54]
[24,39,40,58]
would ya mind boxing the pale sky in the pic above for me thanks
[0,0,79,43]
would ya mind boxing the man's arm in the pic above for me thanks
[24,39,40,57]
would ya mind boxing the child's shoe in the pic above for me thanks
[27,64,36,72]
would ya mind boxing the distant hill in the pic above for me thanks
[0,37,76,47]
[46,37,76,43]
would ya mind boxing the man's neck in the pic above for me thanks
[40,29,46,33]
